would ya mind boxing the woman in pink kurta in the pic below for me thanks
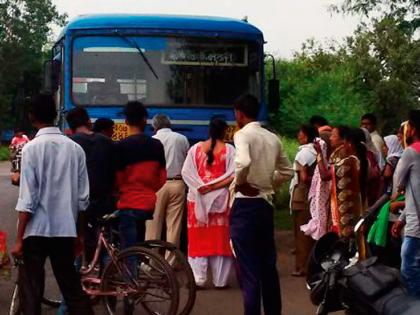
[182,118,235,288]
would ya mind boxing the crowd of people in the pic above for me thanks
[289,111,420,299]
[9,94,292,315]
[5,91,420,314]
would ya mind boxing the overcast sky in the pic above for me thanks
[53,0,359,58]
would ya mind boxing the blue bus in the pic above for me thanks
[45,14,277,141]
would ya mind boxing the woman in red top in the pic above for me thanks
[182,118,235,288]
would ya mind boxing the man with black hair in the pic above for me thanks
[66,107,116,262]
[230,94,293,315]
[361,113,385,168]
[11,94,93,315]
[392,110,420,298]
[115,101,166,252]
[93,117,115,138]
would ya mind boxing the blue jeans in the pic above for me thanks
[118,209,152,250]
[401,236,420,298]
[118,209,152,314]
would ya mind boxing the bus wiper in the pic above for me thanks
[116,32,159,79]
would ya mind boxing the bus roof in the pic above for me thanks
[59,14,263,40]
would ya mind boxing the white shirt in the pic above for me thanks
[16,127,89,238]
[289,143,317,193]
[233,122,293,202]
[153,128,190,178]
[371,130,386,170]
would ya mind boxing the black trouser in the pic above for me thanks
[230,198,282,315]
[19,236,94,315]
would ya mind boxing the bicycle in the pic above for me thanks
[9,214,180,315]
[139,240,196,315]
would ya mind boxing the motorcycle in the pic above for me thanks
[306,219,420,315]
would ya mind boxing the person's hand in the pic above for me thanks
[74,236,85,257]
[198,185,213,194]
[390,202,403,214]
[391,220,405,238]
[11,240,24,259]
[390,192,400,201]
[391,191,405,201]
[313,139,322,155]
[235,183,259,197]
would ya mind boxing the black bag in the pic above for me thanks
[343,257,401,299]
[341,257,403,314]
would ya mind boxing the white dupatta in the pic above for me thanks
[181,143,235,224]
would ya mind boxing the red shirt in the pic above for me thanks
[115,134,166,212]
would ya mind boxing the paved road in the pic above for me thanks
[0,161,339,315]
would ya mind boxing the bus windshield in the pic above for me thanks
[72,36,261,107]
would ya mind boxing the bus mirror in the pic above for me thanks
[268,79,279,113]
[43,60,60,94]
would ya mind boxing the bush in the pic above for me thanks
[0,146,9,161]
[274,137,299,230]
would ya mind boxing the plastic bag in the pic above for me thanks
[0,231,11,280]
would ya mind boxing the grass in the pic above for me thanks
[0,146,9,161]
[273,137,299,230]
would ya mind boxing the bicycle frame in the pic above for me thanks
[79,225,139,297]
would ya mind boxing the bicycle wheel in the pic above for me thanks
[141,240,196,315]
[101,246,179,315]
[9,284,20,315]
[42,296,61,308]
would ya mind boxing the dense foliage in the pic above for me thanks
[269,0,419,137]
[0,0,66,133]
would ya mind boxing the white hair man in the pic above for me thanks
[146,114,190,248]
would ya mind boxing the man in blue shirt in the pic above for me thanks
[11,95,93,315]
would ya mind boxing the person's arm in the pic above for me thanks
[297,163,310,184]
[392,210,406,238]
[233,131,251,186]
[76,147,89,256]
[313,140,331,181]
[156,167,167,191]
[383,162,394,179]
[273,139,293,187]
[12,148,37,258]
[198,175,235,194]
[390,201,405,214]
[394,150,412,194]
[156,141,167,191]
[11,212,32,258]
[77,148,90,213]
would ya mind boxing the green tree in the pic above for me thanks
[267,41,368,137]
[334,0,420,132]
[331,0,419,30]
[346,17,420,132]
[0,0,66,133]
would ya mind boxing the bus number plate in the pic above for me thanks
[225,125,239,142]
[112,123,129,141]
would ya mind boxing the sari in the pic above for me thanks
[329,146,366,258]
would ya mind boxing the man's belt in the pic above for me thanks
[167,175,182,181]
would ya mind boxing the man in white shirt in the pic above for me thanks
[145,114,190,248]
[230,95,293,315]
[11,95,93,315]
[361,113,385,169]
